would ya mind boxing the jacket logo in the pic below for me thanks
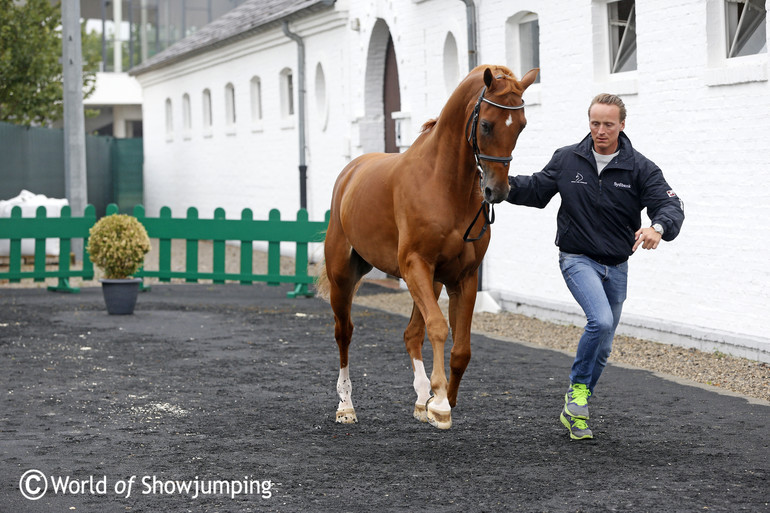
[614,182,631,189]
[571,173,587,185]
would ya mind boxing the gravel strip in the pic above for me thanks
[352,286,770,404]
[4,240,768,404]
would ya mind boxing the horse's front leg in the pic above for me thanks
[401,255,452,429]
[446,272,478,408]
[404,281,444,423]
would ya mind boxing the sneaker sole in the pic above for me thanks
[560,412,594,440]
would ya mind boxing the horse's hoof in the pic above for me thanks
[413,402,428,423]
[425,397,452,430]
[335,407,358,424]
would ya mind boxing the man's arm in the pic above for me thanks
[634,163,684,250]
[505,149,562,208]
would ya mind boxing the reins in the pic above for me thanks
[463,85,525,242]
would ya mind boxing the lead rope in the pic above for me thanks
[462,197,495,242]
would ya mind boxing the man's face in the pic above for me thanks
[589,103,625,155]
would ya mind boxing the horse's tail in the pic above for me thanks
[314,260,331,302]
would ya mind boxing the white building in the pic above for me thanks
[131,0,770,362]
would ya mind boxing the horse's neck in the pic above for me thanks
[417,92,480,204]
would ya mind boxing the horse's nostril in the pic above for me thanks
[484,187,493,199]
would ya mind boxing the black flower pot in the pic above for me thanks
[100,278,142,315]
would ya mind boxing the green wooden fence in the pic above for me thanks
[0,204,329,297]
[0,205,96,291]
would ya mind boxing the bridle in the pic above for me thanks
[463,85,525,242]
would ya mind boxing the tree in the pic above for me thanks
[0,0,97,126]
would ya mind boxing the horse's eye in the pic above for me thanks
[480,120,492,135]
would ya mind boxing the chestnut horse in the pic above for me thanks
[317,65,539,429]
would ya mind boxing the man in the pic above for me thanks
[506,93,685,440]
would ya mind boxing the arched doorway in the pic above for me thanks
[362,19,401,154]
[383,34,401,153]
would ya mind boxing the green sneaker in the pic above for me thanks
[560,408,593,440]
[564,383,591,419]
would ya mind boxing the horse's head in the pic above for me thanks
[468,66,539,204]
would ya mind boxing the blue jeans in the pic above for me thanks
[559,252,628,394]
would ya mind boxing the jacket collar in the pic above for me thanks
[575,131,635,171]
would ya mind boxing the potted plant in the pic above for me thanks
[87,213,151,315]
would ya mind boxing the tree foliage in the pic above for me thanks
[0,0,97,126]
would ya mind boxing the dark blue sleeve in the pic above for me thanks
[505,149,561,208]
[639,162,684,241]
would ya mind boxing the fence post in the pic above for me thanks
[158,206,172,282]
[288,208,314,298]
[32,206,47,282]
[133,204,151,291]
[213,207,226,284]
[47,205,79,293]
[8,206,22,283]
[185,207,199,283]
[82,204,96,281]
[240,208,254,285]
[267,209,281,286]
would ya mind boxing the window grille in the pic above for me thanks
[726,0,767,58]
[608,0,637,73]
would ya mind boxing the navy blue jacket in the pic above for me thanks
[507,132,684,265]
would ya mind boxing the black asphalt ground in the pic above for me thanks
[1,283,768,512]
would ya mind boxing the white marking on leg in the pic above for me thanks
[412,359,431,404]
[337,366,353,410]
[429,396,451,411]
[505,113,513,127]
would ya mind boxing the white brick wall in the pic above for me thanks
[136,0,770,360]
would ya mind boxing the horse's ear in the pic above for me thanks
[519,68,540,90]
[483,67,494,88]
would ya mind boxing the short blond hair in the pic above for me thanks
[589,93,626,122]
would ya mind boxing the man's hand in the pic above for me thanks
[633,227,662,251]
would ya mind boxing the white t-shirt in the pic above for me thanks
[593,148,620,174]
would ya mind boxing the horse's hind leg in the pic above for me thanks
[405,281,443,423]
[326,242,371,424]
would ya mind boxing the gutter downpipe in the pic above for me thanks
[461,0,487,295]
[461,0,478,70]
[282,21,308,210]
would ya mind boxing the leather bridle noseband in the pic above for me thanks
[463,86,525,242]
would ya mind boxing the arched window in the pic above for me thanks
[506,12,541,83]
[280,67,295,118]
[314,63,327,130]
[202,88,212,131]
[182,93,191,133]
[164,98,173,137]
[443,32,460,95]
[250,76,262,122]
[225,83,236,127]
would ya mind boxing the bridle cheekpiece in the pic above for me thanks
[463,85,525,242]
